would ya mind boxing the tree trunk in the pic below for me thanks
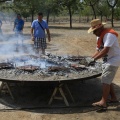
[53,15,56,23]
[86,16,89,22]
[105,16,107,22]
[1,12,7,23]
[111,7,114,27]
[68,6,72,28]
[31,10,34,23]
[91,5,96,19]
[26,17,28,22]
[47,10,50,24]
[79,16,81,23]
[100,12,103,22]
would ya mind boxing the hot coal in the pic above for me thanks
[16,65,40,72]
[66,56,85,61]
[0,54,102,81]
[0,62,14,69]
[9,55,59,70]
[48,66,69,72]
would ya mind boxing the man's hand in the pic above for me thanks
[46,29,51,42]
[85,57,96,66]
[31,36,34,41]
[48,37,51,42]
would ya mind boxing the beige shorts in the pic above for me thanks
[101,64,118,85]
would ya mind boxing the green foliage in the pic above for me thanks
[12,0,42,17]
[57,0,80,14]
[1,0,120,25]
[9,0,62,18]
[81,6,91,16]
[96,0,111,17]
[40,0,61,15]
[114,7,120,19]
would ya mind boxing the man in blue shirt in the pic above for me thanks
[13,14,24,35]
[31,12,51,55]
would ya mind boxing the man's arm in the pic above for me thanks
[94,47,110,60]
[21,25,24,31]
[85,47,110,66]
[13,20,16,31]
[92,50,100,58]
[0,20,2,27]
[46,28,51,42]
[31,28,34,41]
[22,20,24,30]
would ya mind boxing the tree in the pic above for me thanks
[12,0,42,22]
[80,6,92,22]
[114,7,120,20]
[107,0,118,27]
[41,0,60,24]
[114,0,120,20]
[57,0,80,28]
[96,0,110,22]
[0,1,9,22]
[12,0,61,24]
[82,0,99,19]
[0,0,10,2]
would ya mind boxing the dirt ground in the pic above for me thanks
[0,21,120,120]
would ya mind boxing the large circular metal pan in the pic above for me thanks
[0,55,102,83]
[0,70,102,83]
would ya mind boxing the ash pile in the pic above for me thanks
[0,54,102,82]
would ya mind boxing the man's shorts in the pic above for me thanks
[101,64,118,85]
[34,37,46,49]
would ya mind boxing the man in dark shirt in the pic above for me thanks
[13,14,24,35]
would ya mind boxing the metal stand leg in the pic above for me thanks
[48,87,58,105]
[0,82,4,92]
[64,84,75,103]
[59,86,69,106]
[48,83,74,106]
[0,82,15,100]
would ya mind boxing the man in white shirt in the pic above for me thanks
[87,19,120,109]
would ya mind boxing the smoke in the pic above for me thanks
[0,34,36,59]
[0,11,36,61]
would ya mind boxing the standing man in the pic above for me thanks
[0,19,2,34]
[13,14,24,35]
[31,12,51,55]
[87,19,120,109]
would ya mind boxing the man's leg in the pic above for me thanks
[37,49,45,57]
[109,83,118,101]
[100,83,110,106]
[41,38,46,55]
[41,49,45,55]
[92,65,118,107]
[92,83,110,107]
[39,48,42,57]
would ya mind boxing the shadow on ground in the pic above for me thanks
[0,33,64,42]
[0,78,120,114]
[24,23,89,30]
[49,26,89,30]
